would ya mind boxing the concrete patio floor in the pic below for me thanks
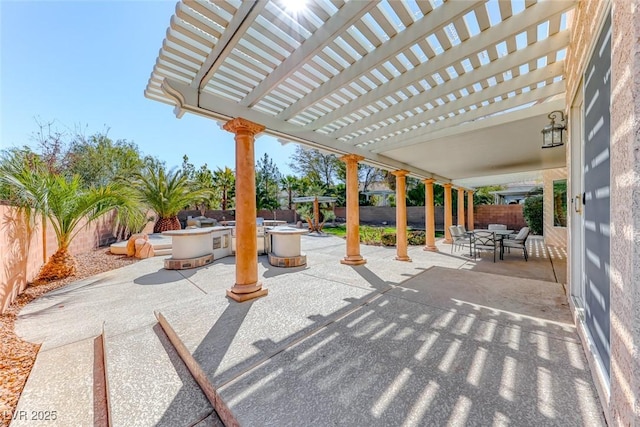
[13,235,604,426]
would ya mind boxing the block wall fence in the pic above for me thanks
[0,203,116,314]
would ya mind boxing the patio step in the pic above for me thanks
[11,335,108,426]
[103,323,220,427]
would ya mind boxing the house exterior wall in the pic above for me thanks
[0,204,117,314]
[542,168,567,247]
[565,0,640,424]
[609,0,640,424]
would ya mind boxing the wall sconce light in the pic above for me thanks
[541,110,566,148]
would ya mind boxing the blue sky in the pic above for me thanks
[0,0,296,175]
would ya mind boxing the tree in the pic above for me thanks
[181,155,218,213]
[213,166,235,211]
[129,164,211,233]
[473,185,506,205]
[523,194,544,235]
[66,133,149,187]
[280,175,300,209]
[256,153,281,210]
[0,149,135,281]
[289,146,340,187]
[360,164,384,192]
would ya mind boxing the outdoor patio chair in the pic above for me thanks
[473,230,499,262]
[449,225,467,253]
[488,224,507,230]
[502,227,530,261]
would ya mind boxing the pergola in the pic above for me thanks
[145,0,575,301]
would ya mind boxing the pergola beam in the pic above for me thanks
[344,58,566,146]
[278,0,478,121]
[161,77,450,182]
[191,0,267,90]
[239,0,379,109]
[303,0,572,131]
[372,96,565,154]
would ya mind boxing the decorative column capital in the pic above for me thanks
[223,117,265,136]
[443,183,453,188]
[467,189,474,194]
[339,153,365,164]
[422,178,436,185]
[391,169,409,178]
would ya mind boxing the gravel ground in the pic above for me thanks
[0,248,139,427]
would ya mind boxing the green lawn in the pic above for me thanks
[322,224,444,244]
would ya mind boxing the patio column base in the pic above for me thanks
[444,238,453,244]
[395,255,412,262]
[423,245,438,252]
[227,282,268,302]
[341,256,367,266]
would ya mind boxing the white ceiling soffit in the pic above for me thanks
[145,0,576,187]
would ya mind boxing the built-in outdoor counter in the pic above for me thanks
[266,226,308,268]
[263,220,287,227]
[162,226,232,269]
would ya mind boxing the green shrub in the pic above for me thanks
[360,226,383,245]
[523,194,544,235]
[408,230,426,245]
[381,232,396,246]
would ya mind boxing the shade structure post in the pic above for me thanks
[223,118,268,302]
[392,170,411,261]
[422,179,438,251]
[443,183,453,244]
[339,154,366,265]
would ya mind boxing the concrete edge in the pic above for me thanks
[154,311,238,427]
[101,322,112,427]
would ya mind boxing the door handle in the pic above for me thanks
[574,195,581,213]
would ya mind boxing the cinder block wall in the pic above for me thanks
[178,209,297,224]
[473,205,527,231]
[0,204,117,313]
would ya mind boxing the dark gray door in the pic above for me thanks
[583,12,611,378]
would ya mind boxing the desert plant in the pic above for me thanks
[360,226,383,245]
[380,232,396,246]
[408,230,426,245]
[0,149,133,280]
[129,164,211,233]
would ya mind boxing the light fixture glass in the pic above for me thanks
[541,110,566,148]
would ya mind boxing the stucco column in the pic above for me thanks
[223,118,268,302]
[392,170,411,261]
[457,188,465,227]
[339,154,366,265]
[467,190,475,230]
[443,183,453,244]
[422,179,438,251]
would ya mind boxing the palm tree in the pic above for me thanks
[0,149,135,281]
[213,166,235,211]
[280,175,299,210]
[130,164,211,233]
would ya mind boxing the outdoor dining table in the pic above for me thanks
[468,229,514,260]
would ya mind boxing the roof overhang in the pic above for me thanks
[145,0,575,188]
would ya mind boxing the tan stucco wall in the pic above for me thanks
[565,0,640,424]
[610,1,640,424]
[542,168,567,247]
[0,205,117,314]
